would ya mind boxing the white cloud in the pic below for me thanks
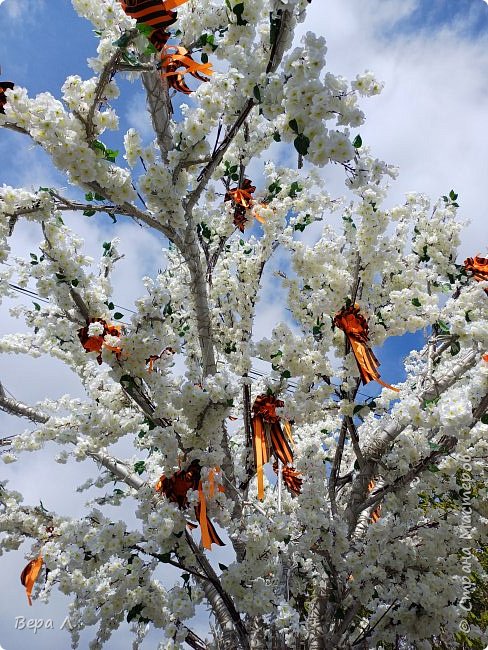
[1,0,44,20]
[298,0,488,259]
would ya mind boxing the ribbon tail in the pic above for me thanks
[270,422,294,465]
[283,420,295,450]
[197,483,212,550]
[252,417,267,500]
[163,0,189,9]
[20,555,43,606]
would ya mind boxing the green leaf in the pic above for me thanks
[436,320,450,334]
[428,464,440,473]
[133,461,146,475]
[253,85,261,103]
[218,563,228,571]
[270,350,282,359]
[353,404,365,415]
[481,414,488,425]
[201,52,209,64]
[105,148,118,162]
[136,23,154,37]
[83,209,96,217]
[288,118,299,134]
[465,310,472,322]
[352,134,362,148]
[288,181,302,198]
[294,134,310,156]
[411,298,421,308]
[156,552,172,563]
[281,370,291,379]
[33,302,41,311]
[71,279,79,287]
[450,340,461,356]
[113,312,124,320]
[273,131,281,142]
[144,42,158,55]
[94,193,105,201]
[30,253,38,260]
[85,192,94,201]
[449,189,458,201]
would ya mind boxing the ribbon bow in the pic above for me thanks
[0,81,14,114]
[78,318,122,365]
[224,179,257,232]
[251,394,301,500]
[20,555,43,606]
[156,460,225,550]
[160,45,213,94]
[333,304,399,392]
[464,255,488,293]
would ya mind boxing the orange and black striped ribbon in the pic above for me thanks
[334,304,399,392]
[0,82,14,114]
[464,255,488,294]
[120,0,185,31]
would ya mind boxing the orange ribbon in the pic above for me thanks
[251,395,296,500]
[119,0,188,31]
[464,255,488,293]
[20,555,43,606]
[334,304,399,392]
[146,346,175,372]
[367,479,381,524]
[272,461,302,496]
[160,45,213,94]
[224,179,257,232]
[156,461,224,550]
[0,81,14,114]
[78,318,122,365]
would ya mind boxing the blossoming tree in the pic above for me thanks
[1,0,487,648]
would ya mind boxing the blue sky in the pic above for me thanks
[1,0,487,647]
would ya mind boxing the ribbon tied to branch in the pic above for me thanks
[333,304,399,392]
[156,460,225,550]
[251,394,301,500]
[464,255,488,293]
[78,318,123,365]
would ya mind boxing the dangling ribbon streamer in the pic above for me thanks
[251,414,269,501]
[251,395,301,500]
[273,461,302,496]
[333,304,399,392]
[0,81,14,114]
[20,555,43,606]
[156,461,225,550]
